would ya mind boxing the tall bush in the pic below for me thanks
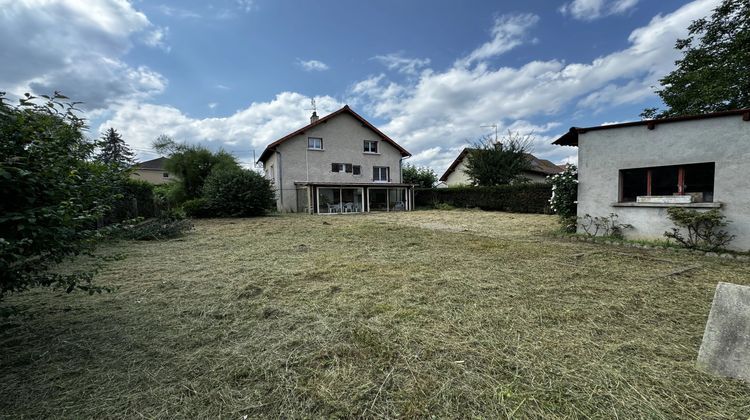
[548,165,577,231]
[0,92,116,298]
[201,169,275,217]
[153,135,240,202]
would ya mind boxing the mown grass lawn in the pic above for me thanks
[1,210,749,418]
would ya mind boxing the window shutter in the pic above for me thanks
[345,164,353,173]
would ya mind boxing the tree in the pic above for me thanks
[153,135,239,201]
[642,0,750,119]
[0,92,116,298]
[464,132,532,186]
[96,127,134,169]
[402,164,437,188]
[202,168,276,217]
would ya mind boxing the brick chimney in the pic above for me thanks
[310,111,319,124]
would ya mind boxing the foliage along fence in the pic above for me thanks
[415,183,553,214]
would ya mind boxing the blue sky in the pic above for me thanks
[0,0,721,173]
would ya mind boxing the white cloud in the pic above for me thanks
[0,0,168,109]
[297,59,330,72]
[456,13,540,67]
[98,92,342,165]
[208,102,218,109]
[349,0,718,173]
[372,53,431,75]
[157,5,201,19]
[236,0,255,13]
[560,0,640,21]
[144,26,170,52]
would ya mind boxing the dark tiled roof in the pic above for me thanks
[553,108,750,147]
[438,149,563,182]
[134,157,168,170]
[257,105,410,163]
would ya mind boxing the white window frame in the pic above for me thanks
[373,166,389,182]
[364,140,378,154]
[308,137,323,150]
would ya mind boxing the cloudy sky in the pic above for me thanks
[1,0,721,173]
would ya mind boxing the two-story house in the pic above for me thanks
[257,105,414,213]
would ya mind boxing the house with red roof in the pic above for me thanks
[257,105,414,213]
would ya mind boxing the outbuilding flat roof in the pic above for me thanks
[553,109,750,147]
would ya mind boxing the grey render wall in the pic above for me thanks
[576,115,750,251]
[444,155,551,186]
[264,113,405,212]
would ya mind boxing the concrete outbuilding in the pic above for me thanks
[553,109,750,251]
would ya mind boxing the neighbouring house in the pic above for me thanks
[130,157,175,185]
[257,105,414,213]
[553,109,750,251]
[438,149,563,187]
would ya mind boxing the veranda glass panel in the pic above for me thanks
[341,188,364,212]
[318,188,342,213]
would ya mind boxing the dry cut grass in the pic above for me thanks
[1,209,749,418]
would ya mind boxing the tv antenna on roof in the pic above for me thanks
[481,124,498,143]
[306,98,317,113]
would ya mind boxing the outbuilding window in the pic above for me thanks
[619,162,715,203]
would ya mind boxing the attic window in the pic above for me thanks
[619,162,715,203]
[364,140,378,153]
[308,137,323,150]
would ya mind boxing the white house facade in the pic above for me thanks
[438,148,563,187]
[553,109,750,251]
[257,105,414,213]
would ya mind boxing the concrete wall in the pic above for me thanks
[576,115,750,251]
[130,169,175,185]
[263,113,405,212]
[444,159,472,186]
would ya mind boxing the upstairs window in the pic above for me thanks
[373,166,389,182]
[353,165,361,176]
[619,162,715,203]
[308,137,323,150]
[364,140,378,153]
[331,163,344,173]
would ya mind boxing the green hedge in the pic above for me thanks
[415,183,553,214]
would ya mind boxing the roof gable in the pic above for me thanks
[134,157,168,170]
[439,149,562,182]
[257,105,410,163]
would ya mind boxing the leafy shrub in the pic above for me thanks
[107,178,157,223]
[664,208,734,251]
[403,164,438,188]
[202,169,275,217]
[579,213,632,239]
[415,183,552,214]
[1,92,117,298]
[182,198,214,218]
[548,165,577,231]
